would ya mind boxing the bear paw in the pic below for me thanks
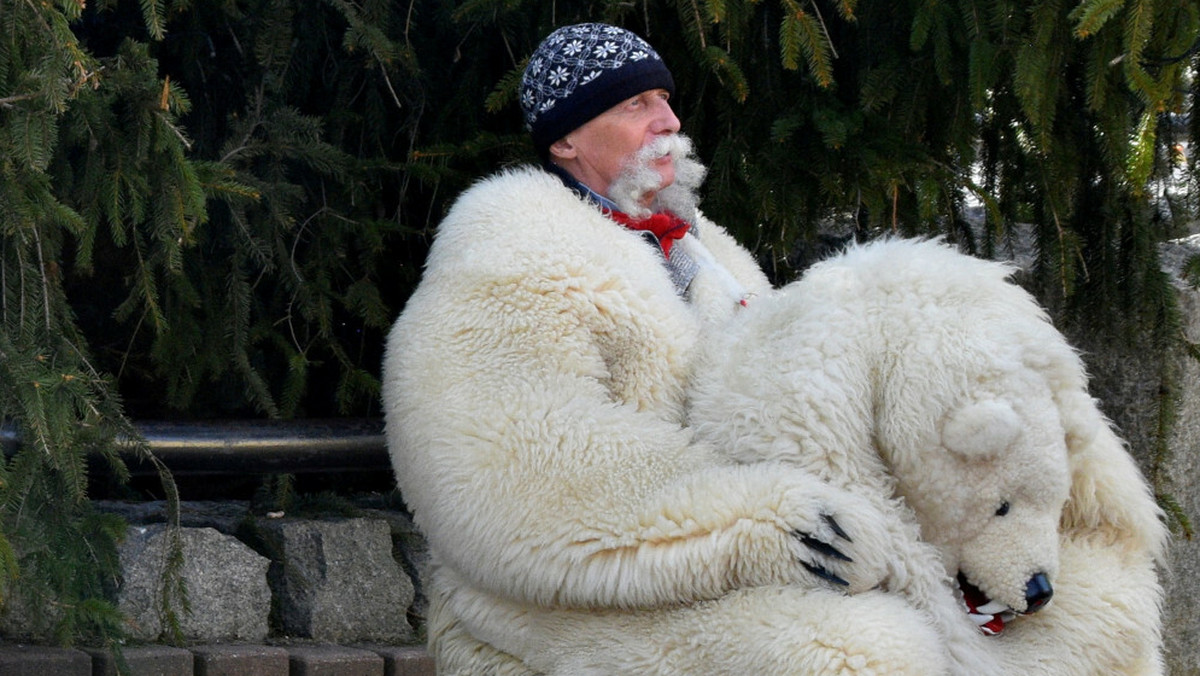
[794,513,855,586]
[781,484,907,594]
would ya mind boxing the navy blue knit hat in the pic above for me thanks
[521,23,675,158]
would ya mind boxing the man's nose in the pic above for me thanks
[651,98,680,134]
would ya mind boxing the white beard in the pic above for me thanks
[608,133,707,220]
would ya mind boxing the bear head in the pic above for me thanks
[877,360,1073,635]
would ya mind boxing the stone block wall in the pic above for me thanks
[118,524,272,642]
[0,643,436,676]
[262,517,415,644]
[0,503,425,652]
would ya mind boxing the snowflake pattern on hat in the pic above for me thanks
[521,23,661,129]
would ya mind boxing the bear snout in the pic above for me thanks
[1024,572,1053,614]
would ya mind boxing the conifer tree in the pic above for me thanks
[1,0,1196,647]
[0,0,194,642]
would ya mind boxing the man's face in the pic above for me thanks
[550,88,681,203]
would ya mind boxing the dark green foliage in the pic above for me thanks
[1,0,1197,648]
[2,0,189,647]
[1185,254,1200,289]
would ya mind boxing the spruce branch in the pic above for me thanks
[29,225,52,334]
[1070,0,1125,38]
[0,93,40,107]
[378,63,405,112]
[779,0,834,86]
[1141,33,1200,66]
[806,0,838,60]
[690,0,709,49]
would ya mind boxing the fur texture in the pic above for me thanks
[383,169,966,674]
[688,238,1167,675]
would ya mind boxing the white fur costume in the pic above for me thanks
[689,238,1167,675]
[382,168,960,674]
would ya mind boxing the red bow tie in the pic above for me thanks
[608,210,691,257]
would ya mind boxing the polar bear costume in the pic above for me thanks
[382,168,969,675]
[688,238,1168,675]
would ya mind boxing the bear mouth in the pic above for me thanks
[957,572,1016,636]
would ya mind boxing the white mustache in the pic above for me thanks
[634,134,692,164]
[610,134,701,217]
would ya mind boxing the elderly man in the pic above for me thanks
[382,23,946,675]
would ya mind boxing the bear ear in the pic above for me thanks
[942,399,1022,460]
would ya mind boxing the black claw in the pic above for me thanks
[801,560,850,587]
[797,533,853,562]
[823,513,852,542]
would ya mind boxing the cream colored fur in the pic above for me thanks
[383,169,967,674]
[688,238,1167,675]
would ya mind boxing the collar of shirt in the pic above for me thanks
[544,163,622,214]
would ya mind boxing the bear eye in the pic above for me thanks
[995,501,1011,517]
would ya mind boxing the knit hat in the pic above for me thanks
[521,23,675,158]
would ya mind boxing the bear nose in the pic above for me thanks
[1024,572,1053,614]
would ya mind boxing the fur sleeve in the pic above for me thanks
[382,178,890,608]
[692,213,772,296]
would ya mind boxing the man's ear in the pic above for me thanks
[549,136,577,161]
